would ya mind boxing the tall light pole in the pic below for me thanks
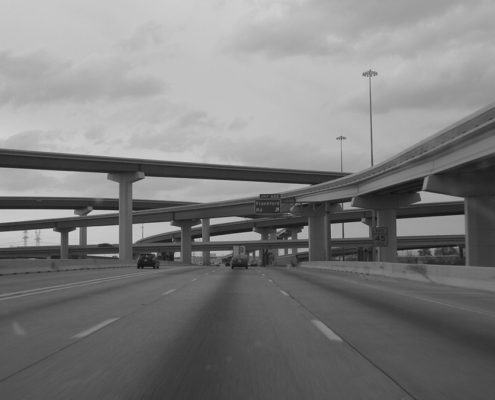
[363,69,378,262]
[362,69,378,166]
[336,135,346,260]
[336,135,346,172]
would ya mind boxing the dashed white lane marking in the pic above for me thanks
[312,320,343,342]
[205,273,209,276]
[280,290,289,296]
[163,289,177,296]
[268,279,273,283]
[191,278,198,282]
[72,318,120,339]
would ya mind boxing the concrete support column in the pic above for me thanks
[202,218,210,266]
[269,229,278,263]
[54,227,76,259]
[291,203,340,262]
[75,206,93,259]
[376,208,398,263]
[361,217,377,261]
[308,215,326,261]
[465,196,495,266]
[254,227,276,266]
[107,171,145,260]
[324,212,332,261]
[171,220,201,264]
[424,172,495,267]
[352,193,421,263]
[290,228,303,255]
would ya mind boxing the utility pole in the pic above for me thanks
[23,230,29,247]
[35,230,42,246]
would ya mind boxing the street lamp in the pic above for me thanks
[336,135,346,260]
[362,69,378,166]
[363,69,378,262]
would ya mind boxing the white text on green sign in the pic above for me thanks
[254,199,281,214]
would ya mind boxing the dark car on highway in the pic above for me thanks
[231,256,248,269]
[137,253,160,269]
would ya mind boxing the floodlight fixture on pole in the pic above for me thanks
[336,135,346,173]
[362,69,378,166]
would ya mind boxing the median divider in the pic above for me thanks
[0,259,136,275]
[300,261,495,293]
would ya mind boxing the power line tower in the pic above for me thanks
[23,230,29,247]
[35,230,42,246]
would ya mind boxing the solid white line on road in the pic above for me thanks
[72,318,120,339]
[163,289,176,296]
[0,270,166,302]
[312,320,343,342]
[280,290,289,296]
[343,279,495,318]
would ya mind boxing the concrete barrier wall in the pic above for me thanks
[0,259,136,275]
[274,254,298,266]
[300,261,495,293]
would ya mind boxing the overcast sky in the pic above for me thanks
[0,0,492,247]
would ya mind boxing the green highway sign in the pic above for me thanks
[254,199,282,215]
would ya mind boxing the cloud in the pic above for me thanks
[225,0,489,59]
[0,48,167,107]
[0,169,61,193]
[125,109,226,152]
[342,44,495,114]
[118,20,167,52]
[0,130,65,151]
[224,0,495,113]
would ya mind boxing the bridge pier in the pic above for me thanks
[352,193,421,263]
[171,219,201,264]
[202,219,210,266]
[53,227,76,259]
[107,172,145,260]
[254,227,277,266]
[291,203,340,261]
[424,172,495,267]
[75,206,93,259]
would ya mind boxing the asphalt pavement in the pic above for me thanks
[1,265,494,399]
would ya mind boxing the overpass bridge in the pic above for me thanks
[0,200,464,262]
[0,102,494,266]
[0,235,465,260]
[0,197,197,210]
[0,150,347,260]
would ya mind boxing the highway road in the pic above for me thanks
[1,265,494,399]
